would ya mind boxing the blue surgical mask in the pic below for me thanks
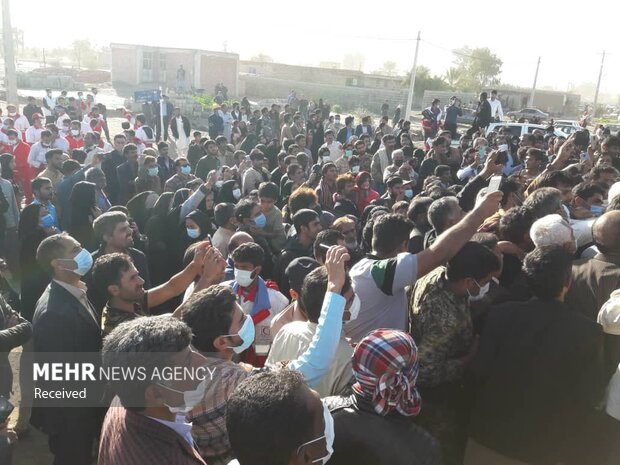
[41,214,55,229]
[404,189,413,199]
[181,165,192,175]
[187,227,200,239]
[253,213,267,229]
[60,248,93,276]
[590,205,605,217]
[224,315,255,354]
[147,167,159,177]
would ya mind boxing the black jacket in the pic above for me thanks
[157,155,175,182]
[276,236,313,297]
[101,149,125,206]
[0,294,31,397]
[334,198,360,218]
[31,281,103,434]
[474,100,492,128]
[469,298,604,465]
[324,394,443,465]
[170,116,191,139]
[117,161,138,206]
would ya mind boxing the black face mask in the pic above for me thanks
[394,159,404,167]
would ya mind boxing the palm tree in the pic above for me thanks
[444,67,462,89]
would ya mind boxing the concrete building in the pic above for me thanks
[110,43,239,95]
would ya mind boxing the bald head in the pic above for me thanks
[228,232,254,254]
[593,211,620,254]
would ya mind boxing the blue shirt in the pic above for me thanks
[32,199,59,230]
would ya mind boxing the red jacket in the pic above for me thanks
[66,135,85,152]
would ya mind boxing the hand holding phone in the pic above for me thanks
[487,175,503,193]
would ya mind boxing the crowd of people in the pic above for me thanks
[1,86,620,465]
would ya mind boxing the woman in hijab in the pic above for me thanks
[324,329,442,465]
[218,179,241,204]
[127,191,158,233]
[18,203,57,321]
[145,192,174,286]
[239,133,258,154]
[354,171,380,215]
[0,153,22,200]
[68,181,100,251]
[196,188,218,233]
[135,155,162,194]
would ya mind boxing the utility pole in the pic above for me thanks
[528,56,540,107]
[593,51,606,118]
[2,0,18,104]
[405,31,421,121]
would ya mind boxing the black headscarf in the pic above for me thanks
[218,180,240,204]
[127,191,156,232]
[0,153,14,180]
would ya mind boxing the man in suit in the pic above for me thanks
[336,115,355,144]
[32,233,102,465]
[116,143,139,205]
[466,246,604,465]
[567,210,620,321]
[466,92,492,138]
[155,95,174,142]
[101,134,127,205]
[99,315,207,465]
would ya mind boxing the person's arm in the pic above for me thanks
[27,145,40,168]
[456,165,476,181]
[180,185,208,222]
[457,151,503,212]
[147,242,209,308]
[0,306,31,352]
[286,246,349,387]
[546,133,576,172]
[416,190,503,279]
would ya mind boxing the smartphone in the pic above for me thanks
[206,234,213,246]
[579,151,589,162]
[345,149,353,157]
[487,175,503,193]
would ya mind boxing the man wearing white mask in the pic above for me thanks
[224,243,288,362]
[99,315,209,465]
[177,245,349,465]
[268,266,356,397]
[6,104,30,132]
[27,129,54,170]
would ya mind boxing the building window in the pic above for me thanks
[143,51,153,70]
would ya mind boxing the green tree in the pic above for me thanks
[443,67,462,88]
[381,61,398,76]
[451,47,503,91]
[402,66,448,97]
[72,39,98,69]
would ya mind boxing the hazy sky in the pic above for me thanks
[9,0,620,95]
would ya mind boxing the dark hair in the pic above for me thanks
[527,148,547,165]
[407,197,433,224]
[499,177,522,208]
[293,209,319,234]
[0,153,14,180]
[180,285,237,353]
[92,253,134,298]
[214,202,236,227]
[61,159,81,175]
[313,229,344,263]
[235,199,258,222]
[71,149,87,164]
[522,246,572,300]
[45,148,63,162]
[258,182,279,201]
[31,176,51,194]
[289,188,318,216]
[532,170,572,190]
[18,203,45,241]
[372,213,413,256]
[300,267,351,322]
[68,181,97,242]
[499,206,534,244]
[336,174,355,194]
[226,370,313,465]
[523,187,563,220]
[231,242,264,267]
[446,242,500,282]
[386,176,403,189]
[572,181,604,202]
[434,165,451,177]
[471,232,499,251]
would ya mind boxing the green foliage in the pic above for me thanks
[331,104,342,113]
[402,66,449,96]
[451,47,503,91]
[251,54,274,63]
[193,93,235,109]
[72,39,99,69]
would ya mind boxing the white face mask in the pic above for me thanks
[297,402,335,465]
[235,268,255,288]
[159,376,209,414]
[468,279,490,302]
[71,129,80,136]
[347,294,361,321]
[223,315,256,354]
[232,188,242,200]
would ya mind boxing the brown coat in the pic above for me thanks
[99,405,207,465]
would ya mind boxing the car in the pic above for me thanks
[553,121,581,136]
[505,108,550,123]
[486,122,567,140]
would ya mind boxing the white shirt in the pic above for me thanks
[28,141,52,168]
[569,217,596,248]
[135,126,156,145]
[56,114,71,129]
[9,114,30,132]
[321,141,343,161]
[84,146,104,164]
[489,98,503,120]
[146,415,194,446]
[267,321,353,397]
[52,136,70,153]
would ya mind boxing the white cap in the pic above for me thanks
[609,182,620,204]
[598,290,620,335]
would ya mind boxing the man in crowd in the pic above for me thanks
[212,203,238,258]
[165,158,196,193]
[117,143,139,205]
[489,89,503,122]
[316,163,338,211]
[101,134,127,205]
[31,177,59,229]
[37,149,65,196]
[242,150,270,195]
